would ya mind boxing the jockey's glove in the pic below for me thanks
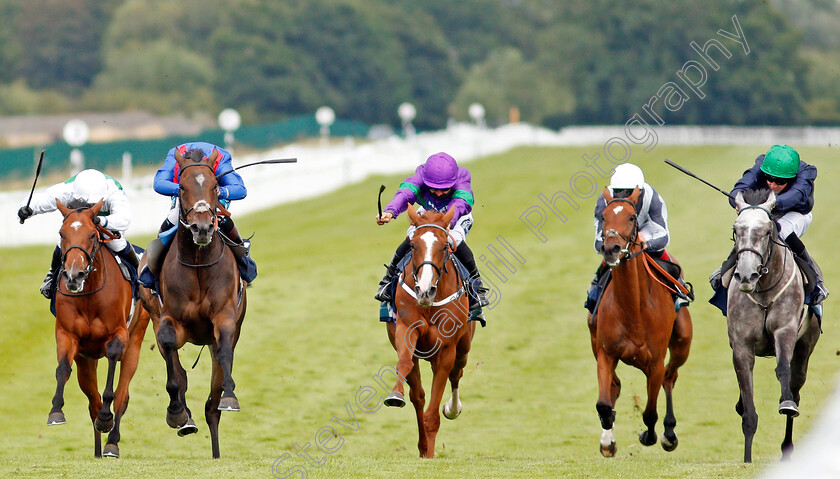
[17,206,33,222]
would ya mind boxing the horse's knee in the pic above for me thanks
[106,338,124,361]
[157,320,177,351]
[56,358,72,380]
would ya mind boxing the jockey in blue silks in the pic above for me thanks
[149,141,256,285]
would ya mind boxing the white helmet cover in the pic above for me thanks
[609,163,645,191]
[72,169,109,204]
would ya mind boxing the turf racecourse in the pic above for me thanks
[0,145,837,478]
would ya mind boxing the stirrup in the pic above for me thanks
[374,281,393,303]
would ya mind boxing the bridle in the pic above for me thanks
[603,197,643,261]
[58,207,106,296]
[733,205,787,293]
[409,223,452,293]
[176,162,226,268]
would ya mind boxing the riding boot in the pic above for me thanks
[453,242,490,310]
[159,218,175,234]
[41,245,61,299]
[585,263,609,313]
[709,246,737,291]
[375,238,411,303]
[219,217,250,260]
[785,233,829,304]
[117,243,140,270]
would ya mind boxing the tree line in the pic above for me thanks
[0,0,837,132]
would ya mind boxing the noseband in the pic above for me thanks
[604,197,641,260]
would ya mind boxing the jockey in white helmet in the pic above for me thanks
[17,169,139,299]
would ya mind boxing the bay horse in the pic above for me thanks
[727,189,820,463]
[588,187,693,457]
[50,200,149,458]
[138,148,247,459]
[383,205,476,458]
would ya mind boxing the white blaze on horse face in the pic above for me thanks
[71,220,82,231]
[195,173,206,187]
[612,206,624,215]
[416,231,438,293]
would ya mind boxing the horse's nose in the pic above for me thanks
[427,286,437,298]
[606,244,621,256]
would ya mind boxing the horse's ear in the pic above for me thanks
[206,148,220,165]
[734,191,747,211]
[174,149,187,168]
[91,199,104,217]
[603,187,613,202]
[442,207,456,228]
[407,204,421,225]
[762,191,777,212]
[56,199,70,216]
[628,186,642,203]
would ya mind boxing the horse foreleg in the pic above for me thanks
[423,347,457,459]
[638,361,664,447]
[49,331,78,426]
[595,351,619,457]
[214,321,240,412]
[75,357,103,458]
[444,324,474,420]
[105,305,151,458]
[405,359,427,457]
[773,326,798,416]
[95,337,125,435]
[206,350,225,459]
[385,320,418,407]
[661,307,693,452]
[732,345,758,463]
[157,318,189,429]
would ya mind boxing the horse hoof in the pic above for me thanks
[166,409,189,429]
[600,442,616,457]
[177,418,198,437]
[779,400,799,417]
[47,412,66,426]
[443,398,462,420]
[218,396,240,412]
[639,430,657,447]
[384,392,406,408]
[103,444,120,458]
[94,417,114,433]
[661,434,678,452]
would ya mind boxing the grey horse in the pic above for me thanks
[726,188,821,463]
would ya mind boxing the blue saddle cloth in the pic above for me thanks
[378,251,485,326]
[709,282,823,325]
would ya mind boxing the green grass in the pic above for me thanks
[1,145,838,478]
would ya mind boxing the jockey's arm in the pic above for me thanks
[593,196,607,252]
[100,190,132,232]
[641,192,670,252]
[24,182,73,216]
[153,155,180,197]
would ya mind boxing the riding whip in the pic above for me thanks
[215,158,298,180]
[378,184,386,218]
[20,149,46,224]
[664,159,733,199]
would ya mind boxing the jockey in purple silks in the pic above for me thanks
[17,169,139,299]
[375,152,490,311]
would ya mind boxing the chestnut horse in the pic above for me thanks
[382,205,476,458]
[49,200,148,458]
[138,148,247,459]
[727,189,820,463]
[588,187,693,457]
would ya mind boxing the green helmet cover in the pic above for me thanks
[760,144,799,178]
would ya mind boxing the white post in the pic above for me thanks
[122,152,132,186]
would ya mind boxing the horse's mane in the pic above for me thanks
[742,188,771,206]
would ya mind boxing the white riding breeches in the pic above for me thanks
[777,211,812,240]
[407,210,473,248]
